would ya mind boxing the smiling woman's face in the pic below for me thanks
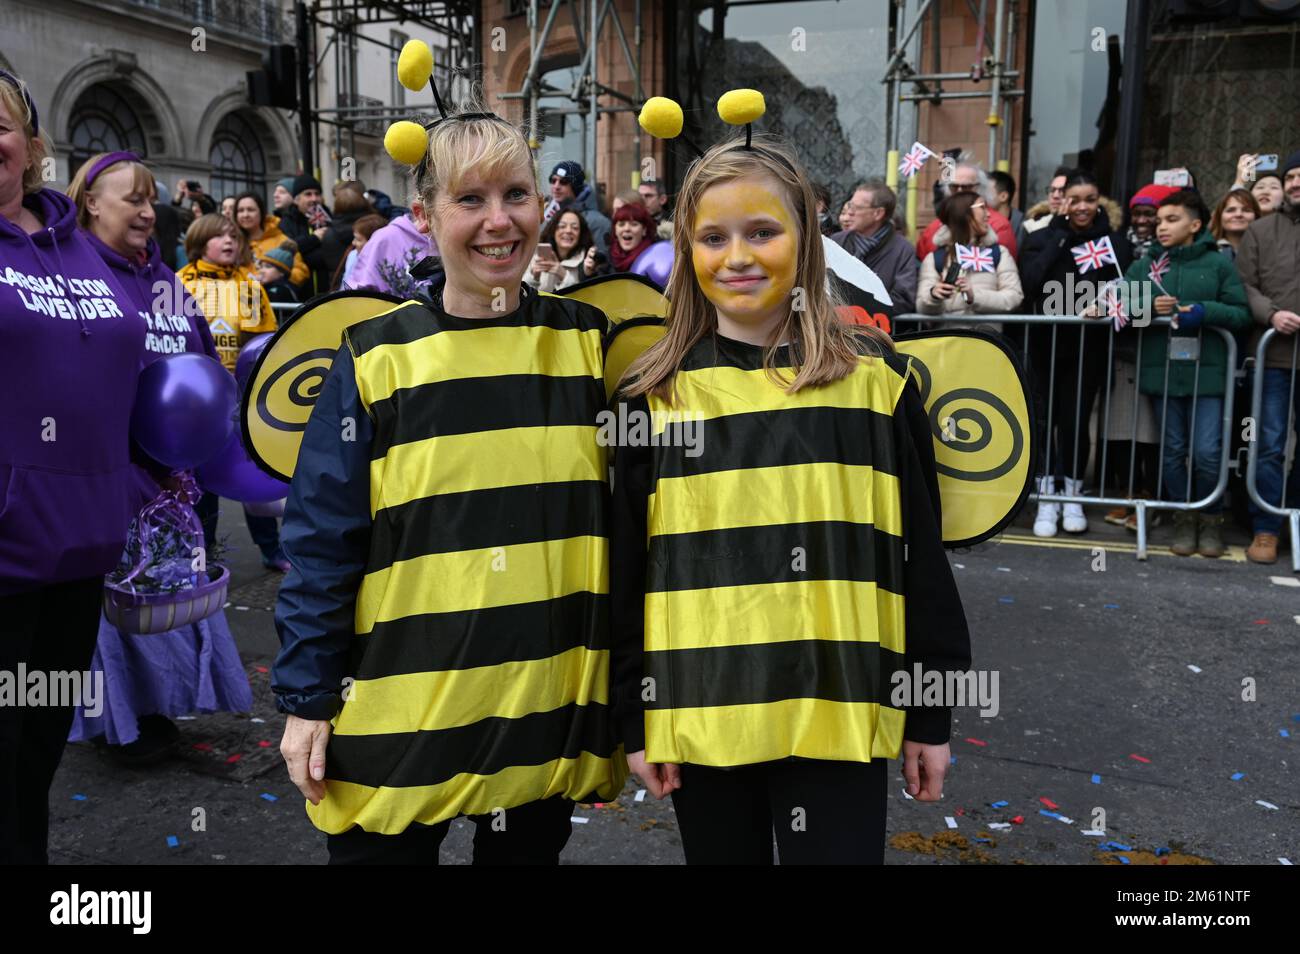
[423,152,541,305]
[691,173,798,335]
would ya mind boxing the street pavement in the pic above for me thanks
[48,500,1299,865]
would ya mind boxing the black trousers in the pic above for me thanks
[0,576,104,864]
[1029,324,1109,481]
[671,758,888,865]
[326,796,574,865]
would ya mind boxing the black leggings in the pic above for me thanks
[326,796,574,865]
[670,758,888,865]
[0,576,104,864]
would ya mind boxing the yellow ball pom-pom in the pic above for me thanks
[639,97,683,139]
[397,40,434,92]
[717,89,765,126]
[385,121,429,166]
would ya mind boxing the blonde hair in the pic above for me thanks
[66,153,156,229]
[412,92,538,212]
[185,213,240,264]
[621,135,890,402]
[0,74,53,195]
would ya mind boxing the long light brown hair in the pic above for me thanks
[620,135,890,402]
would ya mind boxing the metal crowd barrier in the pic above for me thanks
[1245,328,1300,573]
[893,314,1238,561]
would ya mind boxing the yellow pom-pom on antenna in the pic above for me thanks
[639,97,683,139]
[385,121,429,166]
[717,89,765,126]
[397,40,435,92]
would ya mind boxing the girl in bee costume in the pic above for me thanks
[272,42,624,864]
[610,94,973,864]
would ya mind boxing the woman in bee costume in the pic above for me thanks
[271,42,624,864]
[608,93,975,864]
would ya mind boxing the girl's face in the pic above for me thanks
[1220,198,1255,235]
[352,233,367,252]
[203,230,239,267]
[1063,183,1099,231]
[1252,177,1283,212]
[221,196,236,219]
[87,165,155,256]
[419,154,540,301]
[235,197,262,232]
[554,211,582,256]
[969,198,989,236]
[691,173,798,334]
[615,218,645,250]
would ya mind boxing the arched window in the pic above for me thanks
[209,112,267,201]
[67,85,148,174]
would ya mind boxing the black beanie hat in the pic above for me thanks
[292,173,323,197]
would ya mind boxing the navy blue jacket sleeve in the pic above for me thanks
[271,344,373,719]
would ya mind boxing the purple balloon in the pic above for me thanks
[131,354,237,470]
[235,333,274,395]
[630,241,674,288]
[196,428,290,503]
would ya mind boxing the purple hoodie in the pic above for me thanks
[83,230,219,510]
[0,189,146,595]
[344,213,435,295]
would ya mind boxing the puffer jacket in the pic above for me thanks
[1122,230,1250,397]
[917,225,1023,322]
[247,214,309,287]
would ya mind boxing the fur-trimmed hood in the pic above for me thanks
[1024,196,1125,227]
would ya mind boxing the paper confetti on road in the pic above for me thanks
[1011,816,1024,824]
[1091,774,1102,784]
[965,737,988,746]
[1269,576,1300,587]
[166,836,179,848]
[1281,858,1293,865]
[255,665,269,673]
[72,794,87,801]
[571,816,589,824]
[192,743,212,752]
[1187,665,1202,673]
[944,816,958,829]
[176,715,197,721]
[1129,753,1151,763]
[634,789,647,802]
[225,754,243,764]
[998,596,1015,604]
[990,800,1009,808]
[1256,800,1279,810]
[1283,729,1291,738]
[954,563,965,569]
[1081,830,1105,836]
[260,793,278,802]
[1039,797,1059,810]
[1104,603,1120,609]
[1231,772,1245,781]
[988,822,1012,830]
[997,567,1011,572]
[251,717,266,724]
[258,740,272,748]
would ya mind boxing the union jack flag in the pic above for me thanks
[1102,279,1127,332]
[1071,236,1119,274]
[1148,251,1170,292]
[955,243,996,273]
[898,141,936,178]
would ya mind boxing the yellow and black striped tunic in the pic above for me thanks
[307,293,625,835]
[610,333,970,769]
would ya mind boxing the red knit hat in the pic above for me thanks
[1129,184,1179,208]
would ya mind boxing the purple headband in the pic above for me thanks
[0,69,39,135]
[86,151,144,187]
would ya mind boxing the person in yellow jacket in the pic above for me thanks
[233,191,310,288]
[178,213,277,372]
[178,212,288,570]
[610,133,972,865]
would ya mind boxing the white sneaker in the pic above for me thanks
[1033,476,1059,537]
[1061,477,1088,533]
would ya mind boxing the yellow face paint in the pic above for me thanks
[691,176,799,333]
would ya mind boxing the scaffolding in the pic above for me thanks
[882,0,1023,236]
[498,0,649,188]
[292,0,480,175]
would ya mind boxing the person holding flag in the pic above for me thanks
[1019,170,1131,537]
[1119,189,1249,558]
[918,191,1022,332]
